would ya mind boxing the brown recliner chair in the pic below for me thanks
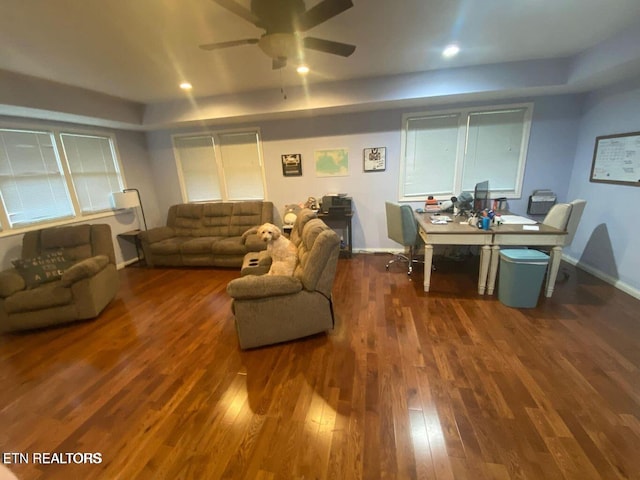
[227,218,340,349]
[0,224,119,333]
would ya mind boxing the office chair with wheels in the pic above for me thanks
[385,202,424,275]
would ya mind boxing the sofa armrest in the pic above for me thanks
[227,275,302,300]
[0,269,26,298]
[138,226,175,244]
[241,226,258,242]
[241,226,266,252]
[61,255,110,287]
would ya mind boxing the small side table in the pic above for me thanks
[117,229,144,266]
[317,210,353,258]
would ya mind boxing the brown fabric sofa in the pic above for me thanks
[0,224,119,333]
[138,201,273,268]
[227,218,340,349]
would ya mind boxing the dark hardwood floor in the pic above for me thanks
[1,254,639,480]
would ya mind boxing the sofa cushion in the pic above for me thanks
[211,237,248,256]
[180,237,220,254]
[229,201,268,236]
[4,281,73,314]
[295,219,340,294]
[172,204,204,235]
[150,237,190,255]
[40,224,93,260]
[201,203,234,236]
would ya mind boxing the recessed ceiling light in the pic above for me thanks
[296,65,310,75]
[442,44,460,58]
[179,82,193,90]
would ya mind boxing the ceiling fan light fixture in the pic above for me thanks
[258,33,297,59]
[442,44,460,58]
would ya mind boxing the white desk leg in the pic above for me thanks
[423,244,434,292]
[478,245,491,295]
[545,246,562,297]
[487,245,501,295]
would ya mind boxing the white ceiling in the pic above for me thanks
[2,0,640,127]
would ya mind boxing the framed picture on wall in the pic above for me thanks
[315,149,349,177]
[363,147,386,172]
[281,153,302,176]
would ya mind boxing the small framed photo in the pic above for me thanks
[281,153,302,176]
[363,147,386,172]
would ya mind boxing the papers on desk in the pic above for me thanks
[500,215,538,225]
[430,215,452,224]
[522,225,540,231]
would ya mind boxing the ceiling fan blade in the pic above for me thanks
[212,0,260,26]
[298,0,354,31]
[199,38,259,50]
[272,57,287,70]
[303,37,356,57]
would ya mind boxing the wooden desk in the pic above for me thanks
[414,213,566,296]
[415,213,493,294]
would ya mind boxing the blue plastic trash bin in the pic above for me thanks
[498,249,549,308]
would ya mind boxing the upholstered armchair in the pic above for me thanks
[0,224,119,332]
[227,218,340,349]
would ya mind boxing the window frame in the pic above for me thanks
[172,127,267,203]
[0,119,127,237]
[399,102,533,202]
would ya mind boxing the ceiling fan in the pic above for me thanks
[200,0,356,70]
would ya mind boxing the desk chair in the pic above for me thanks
[537,202,573,287]
[542,202,573,231]
[557,199,587,280]
[385,202,424,275]
[563,199,587,247]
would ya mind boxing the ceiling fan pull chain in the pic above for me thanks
[280,68,287,100]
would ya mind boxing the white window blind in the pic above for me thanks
[218,131,264,200]
[402,114,460,197]
[462,109,527,191]
[61,133,123,213]
[0,129,74,227]
[400,103,532,201]
[173,129,265,202]
[174,136,222,202]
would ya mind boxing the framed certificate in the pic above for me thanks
[590,131,640,186]
[363,147,386,172]
[281,153,302,177]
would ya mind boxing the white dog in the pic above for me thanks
[258,223,297,276]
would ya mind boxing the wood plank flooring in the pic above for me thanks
[1,254,639,479]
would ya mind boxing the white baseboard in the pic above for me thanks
[562,253,640,300]
[357,249,640,301]
[117,257,140,270]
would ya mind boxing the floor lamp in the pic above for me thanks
[112,188,148,230]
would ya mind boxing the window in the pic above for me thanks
[61,133,124,213]
[399,103,533,201]
[173,129,266,202]
[0,125,126,232]
[0,129,74,228]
